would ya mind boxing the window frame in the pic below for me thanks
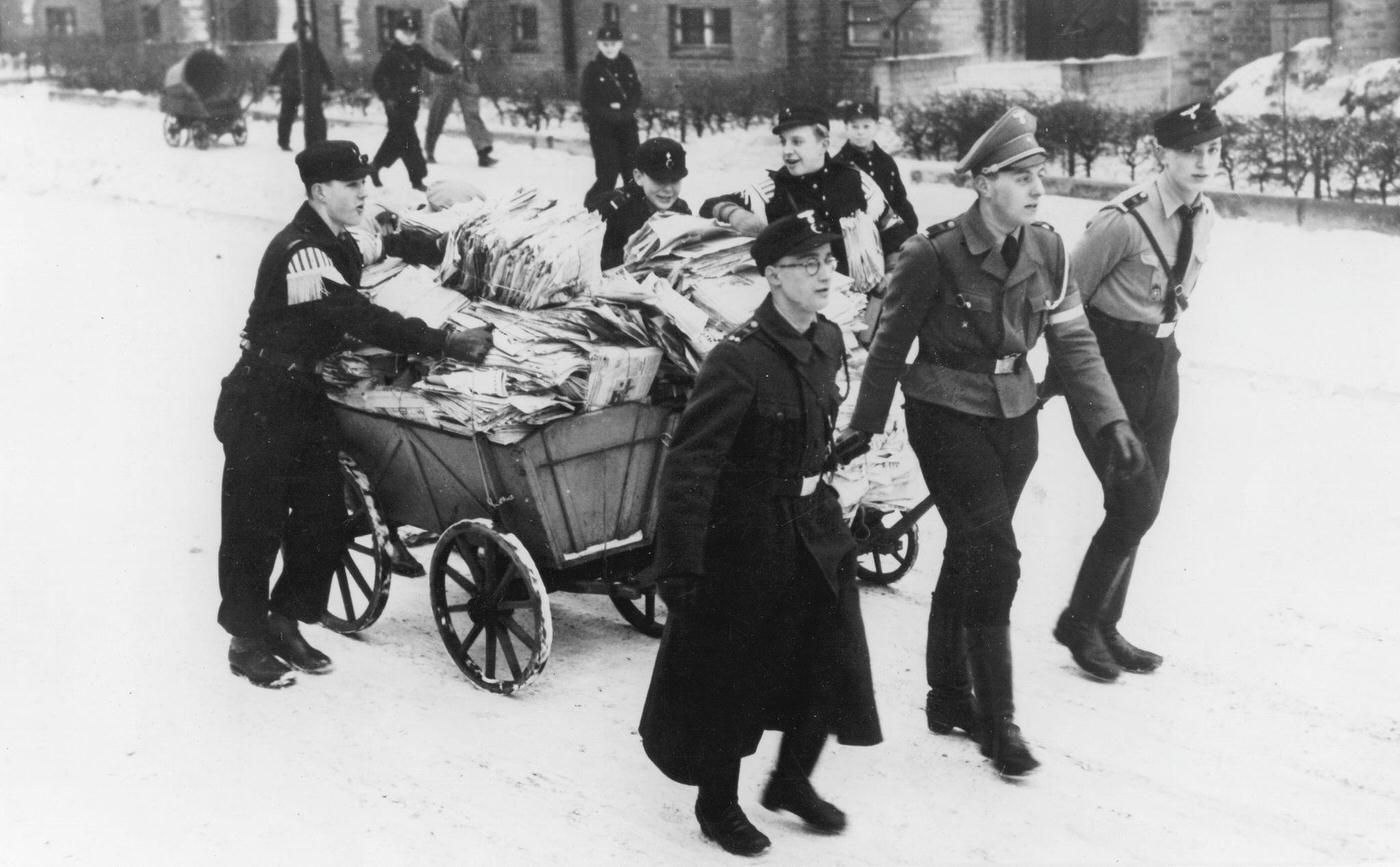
[510,3,539,53]
[667,5,733,58]
[843,1,884,51]
[45,6,78,36]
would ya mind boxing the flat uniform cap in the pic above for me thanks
[842,101,879,122]
[635,137,688,183]
[596,24,623,40]
[954,106,1047,175]
[1153,100,1224,149]
[296,140,373,185]
[393,13,418,32]
[751,213,840,271]
[773,103,829,135]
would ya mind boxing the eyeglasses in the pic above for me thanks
[773,255,839,276]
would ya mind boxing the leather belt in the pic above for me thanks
[239,339,321,373]
[1088,308,1177,339]
[923,350,1026,375]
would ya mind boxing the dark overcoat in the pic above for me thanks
[639,296,882,785]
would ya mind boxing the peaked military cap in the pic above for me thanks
[596,24,623,40]
[635,137,688,183]
[954,106,1048,175]
[296,140,372,185]
[1153,99,1224,149]
[773,103,829,135]
[752,213,840,271]
[842,100,879,122]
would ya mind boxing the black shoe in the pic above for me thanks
[926,690,980,739]
[696,802,770,856]
[1053,609,1122,681]
[1102,628,1163,672]
[979,716,1040,777]
[388,533,425,578]
[425,152,436,164]
[228,636,296,688]
[760,776,846,834]
[268,612,334,674]
[411,181,428,192]
[477,149,498,167]
[279,143,292,152]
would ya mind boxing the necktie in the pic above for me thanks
[1001,232,1020,270]
[1169,204,1198,318]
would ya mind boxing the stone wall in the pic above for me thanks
[871,50,977,105]
[1334,0,1400,70]
[1061,53,1173,109]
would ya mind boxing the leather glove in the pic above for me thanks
[374,209,401,234]
[1100,420,1147,480]
[443,326,494,364]
[829,428,874,469]
[585,185,631,217]
[656,573,701,611]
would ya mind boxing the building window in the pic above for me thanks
[1270,1,1331,53]
[45,7,77,35]
[602,2,619,24]
[331,2,346,50]
[375,6,421,50]
[844,2,883,49]
[142,4,161,39]
[669,6,731,51]
[511,4,539,52]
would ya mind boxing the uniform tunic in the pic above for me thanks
[580,52,643,204]
[1065,175,1216,554]
[851,202,1128,625]
[835,140,918,233]
[584,180,691,270]
[216,203,449,638]
[640,296,881,785]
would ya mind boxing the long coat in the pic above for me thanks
[639,296,882,786]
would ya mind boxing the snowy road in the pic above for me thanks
[1,88,1398,865]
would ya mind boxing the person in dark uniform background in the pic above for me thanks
[369,16,459,192]
[835,101,918,234]
[585,136,690,270]
[424,0,497,167]
[640,216,881,857]
[269,22,335,151]
[216,140,492,689]
[580,25,643,207]
[1050,100,1225,682]
[839,108,1145,778]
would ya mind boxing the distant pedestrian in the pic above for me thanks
[1050,100,1225,681]
[585,136,690,270]
[641,216,882,857]
[270,22,334,151]
[423,0,497,167]
[369,15,458,191]
[580,24,642,206]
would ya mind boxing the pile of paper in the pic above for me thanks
[364,264,473,329]
[622,213,749,266]
[840,212,886,296]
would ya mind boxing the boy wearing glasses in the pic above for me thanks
[840,108,1143,778]
[641,215,881,857]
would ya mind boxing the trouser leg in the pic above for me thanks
[585,120,623,204]
[695,758,741,812]
[373,105,412,172]
[924,600,978,736]
[277,96,299,148]
[269,400,342,624]
[303,93,327,146]
[965,625,1039,776]
[424,86,453,157]
[459,92,493,152]
[397,101,427,185]
[616,119,640,179]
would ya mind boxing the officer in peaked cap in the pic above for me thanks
[1048,97,1224,685]
[213,139,493,689]
[585,136,692,269]
[840,105,1144,778]
[641,210,881,855]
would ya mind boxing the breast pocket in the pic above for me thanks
[746,399,804,466]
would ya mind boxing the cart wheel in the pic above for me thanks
[609,585,668,638]
[322,454,393,633]
[192,124,211,149]
[429,519,551,694]
[232,120,248,145]
[163,115,184,147]
[851,505,920,585]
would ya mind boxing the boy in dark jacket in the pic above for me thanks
[580,25,642,206]
[585,137,691,270]
[834,101,918,233]
[369,16,458,191]
[270,23,335,150]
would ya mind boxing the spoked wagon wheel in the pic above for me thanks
[322,454,393,633]
[609,585,668,638]
[162,115,185,146]
[429,519,551,694]
[851,505,920,585]
[232,120,248,145]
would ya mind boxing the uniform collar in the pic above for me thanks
[755,295,828,363]
[773,154,834,183]
[1153,173,1203,217]
[961,201,1044,284]
[292,201,343,242]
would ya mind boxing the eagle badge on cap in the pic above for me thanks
[664,152,674,169]
[1180,103,1202,120]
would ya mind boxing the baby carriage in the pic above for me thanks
[160,49,250,149]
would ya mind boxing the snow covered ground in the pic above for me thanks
[2,86,1399,866]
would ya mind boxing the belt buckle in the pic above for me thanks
[993,355,1019,375]
[799,475,819,496]
[1154,321,1177,339]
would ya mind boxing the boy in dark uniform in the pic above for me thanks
[580,25,643,206]
[585,136,691,270]
[369,16,459,191]
[641,216,881,857]
[269,22,335,151]
[1050,100,1225,681]
[216,141,492,689]
[835,101,918,233]
[839,108,1145,777]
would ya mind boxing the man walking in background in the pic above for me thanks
[424,0,497,167]
[270,22,334,151]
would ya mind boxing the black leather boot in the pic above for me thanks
[1100,551,1163,672]
[387,528,426,578]
[761,776,845,833]
[268,612,334,674]
[925,601,980,737]
[966,625,1039,777]
[1053,542,1126,681]
[477,146,498,167]
[228,635,295,688]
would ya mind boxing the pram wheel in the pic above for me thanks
[232,120,248,145]
[163,114,185,147]
[851,505,920,585]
